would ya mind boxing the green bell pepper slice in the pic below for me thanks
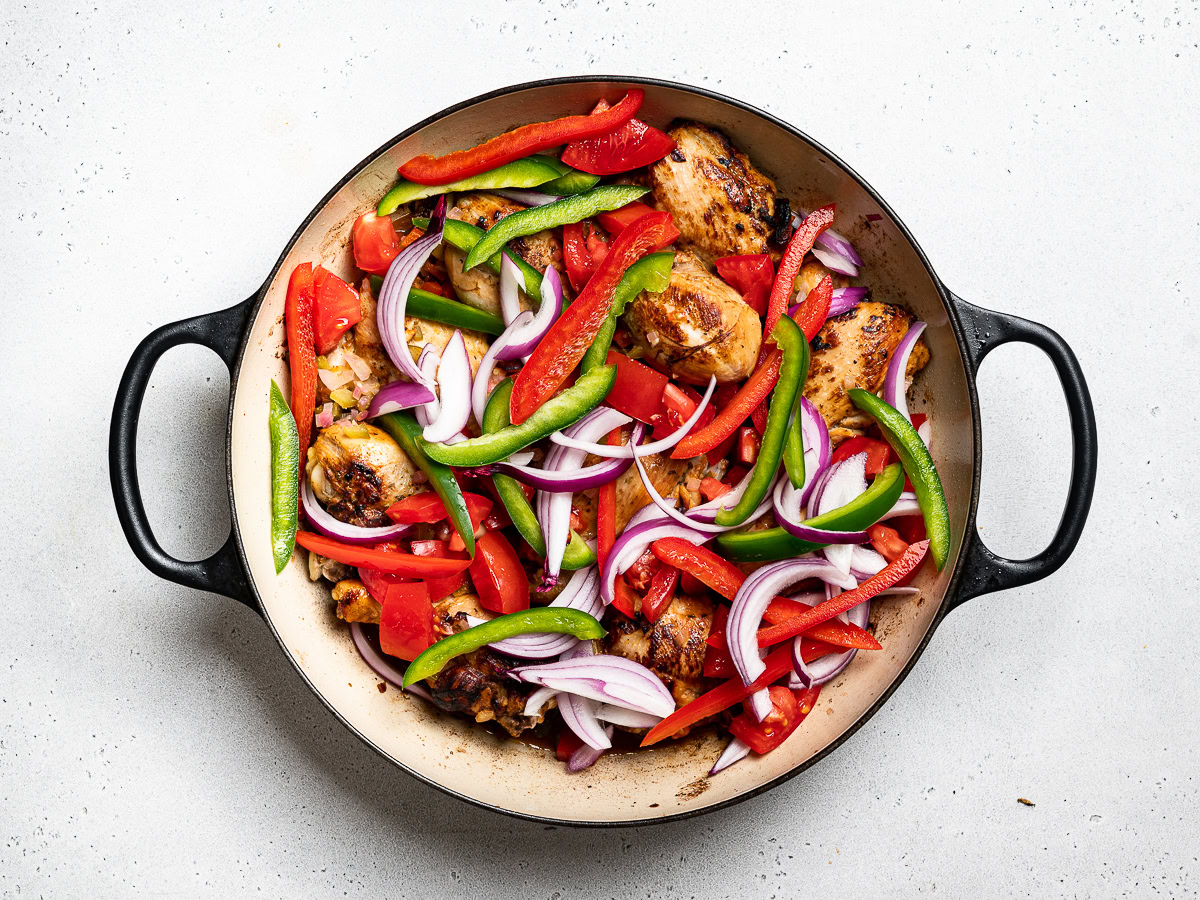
[268,379,300,574]
[848,388,951,570]
[528,155,602,195]
[715,316,808,527]
[403,608,606,685]
[482,379,595,570]
[377,156,562,216]
[716,461,906,562]
[580,251,675,373]
[369,276,505,336]
[780,336,812,489]
[462,184,650,272]
[420,364,617,467]
[414,216,544,297]
[376,411,477,556]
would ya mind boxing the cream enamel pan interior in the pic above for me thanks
[113,77,1097,826]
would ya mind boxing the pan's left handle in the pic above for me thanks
[109,296,260,611]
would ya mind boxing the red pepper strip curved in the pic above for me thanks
[753,540,929,648]
[510,211,675,424]
[669,350,782,459]
[294,531,473,578]
[397,90,644,185]
[284,263,317,476]
[650,538,879,651]
[762,205,835,352]
[792,275,834,341]
[642,565,679,624]
[640,639,839,746]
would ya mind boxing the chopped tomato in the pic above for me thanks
[563,221,611,293]
[831,436,892,477]
[556,728,585,762]
[560,99,677,175]
[729,685,820,755]
[284,263,317,474]
[596,201,680,249]
[312,267,362,354]
[641,565,679,624]
[737,426,761,465]
[610,574,639,618]
[468,531,529,614]
[680,571,707,595]
[408,538,469,601]
[378,581,434,661]
[703,643,735,679]
[351,213,401,276]
[604,350,668,424]
[891,514,928,545]
[699,477,731,503]
[386,491,492,528]
[715,254,773,316]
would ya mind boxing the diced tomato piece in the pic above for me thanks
[699,477,731,503]
[703,643,735,679]
[563,221,611,293]
[715,255,773,317]
[386,491,492,528]
[891,515,928,545]
[728,685,820,755]
[408,538,469,601]
[312,267,363,354]
[468,531,529,614]
[557,729,585,762]
[351,213,402,276]
[831,436,892,477]
[596,201,680,249]
[867,523,909,563]
[604,350,669,424]
[378,581,434,661]
[737,426,761,464]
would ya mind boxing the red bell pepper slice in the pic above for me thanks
[284,263,318,467]
[641,640,838,746]
[398,91,645,185]
[378,581,434,661]
[560,101,677,175]
[762,205,835,352]
[791,274,834,341]
[408,538,469,600]
[604,350,668,424]
[753,541,930,648]
[831,435,893,477]
[715,254,774,317]
[386,491,492,528]
[468,531,530,614]
[596,427,621,574]
[510,211,677,424]
[641,564,679,624]
[562,221,610,293]
[610,574,639,618]
[350,213,403,276]
[651,538,881,651]
[294,531,472,578]
[867,523,910,563]
[737,426,761,465]
[312,267,363,355]
[729,684,821,754]
[596,201,681,249]
[670,349,782,458]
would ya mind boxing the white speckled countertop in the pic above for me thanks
[2,1,1198,896]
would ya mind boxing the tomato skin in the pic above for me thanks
[727,685,810,754]
[831,436,892,477]
[699,477,730,503]
[563,221,610,293]
[867,523,910,563]
[351,213,400,275]
[312,267,362,354]
[715,254,773,316]
[378,581,434,661]
[737,426,761,465]
[408,538,469,601]
[386,491,493,527]
[561,111,677,175]
[468,531,530,614]
[556,729,585,762]
[604,350,668,424]
[596,202,681,249]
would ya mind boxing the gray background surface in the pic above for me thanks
[2,1,1197,896]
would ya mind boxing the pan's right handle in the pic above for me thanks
[946,292,1098,609]
[109,297,259,611]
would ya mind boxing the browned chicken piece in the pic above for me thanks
[604,593,717,710]
[623,251,762,384]
[306,421,418,527]
[806,302,930,443]
[443,192,571,316]
[423,593,544,737]
[572,445,704,539]
[792,259,850,298]
[332,579,381,624]
[648,122,780,262]
[350,277,402,384]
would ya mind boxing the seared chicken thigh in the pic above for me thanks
[649,122,781,262]
[604,593,716,710]
[306,421,417,527]
[624,251,762,384]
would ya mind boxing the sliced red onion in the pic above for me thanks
[746,688,774,722]
[493,422,644,492]
[315,402,334,429]
[549,376,717,459]
[301,479,413,545]
[881,320,927,422]
[880,491,922,521]
[811,247,859,278]
[798,398,831,509]
[501,261,563,361]
[498,251,522,325]
[523,685,558,717]
[496,188,563,207]
[772,476,869,544]
[600,516,707,606]
[365,379,436,419]
[709,737,752,775]
[818,453,869,575]
[814,227,864,266]
[422,330,471,443]
[630,444,732,535]
[917,416,932,448]
[727,558,858,690]
[850,544,889,579]
[490,567,601,659]
[790,286,870,320]
[510,655,676,718]
[595,704,662,729]
[471,309,532,427]
[792,587,870,688]
[556,641,609,751]
[413,345,441,428]
[567,726,613,772]
[687,463,773,526]
[376,196,446,388]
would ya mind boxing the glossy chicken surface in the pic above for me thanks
[648,122,781,261]
[306,421,417,527]
[624,250,762,384]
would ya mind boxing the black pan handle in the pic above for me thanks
[109,296,260,611]
[945,291,1097,609]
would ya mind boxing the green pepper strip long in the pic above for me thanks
[377,411,477,556]
[414,216,543,297]
[848,389,951,570]
[268,379,300,574]
[462,184,650,271]
[580,251,675,374]
[715,316,808,527]
[403,608,606,686]
[377,156,563,216]
[529,155,603,196]
[780,335,813,489]
[420,364,617,467]
[716,462,906,562]
[482,379,595,570]
[369,276,505,336]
